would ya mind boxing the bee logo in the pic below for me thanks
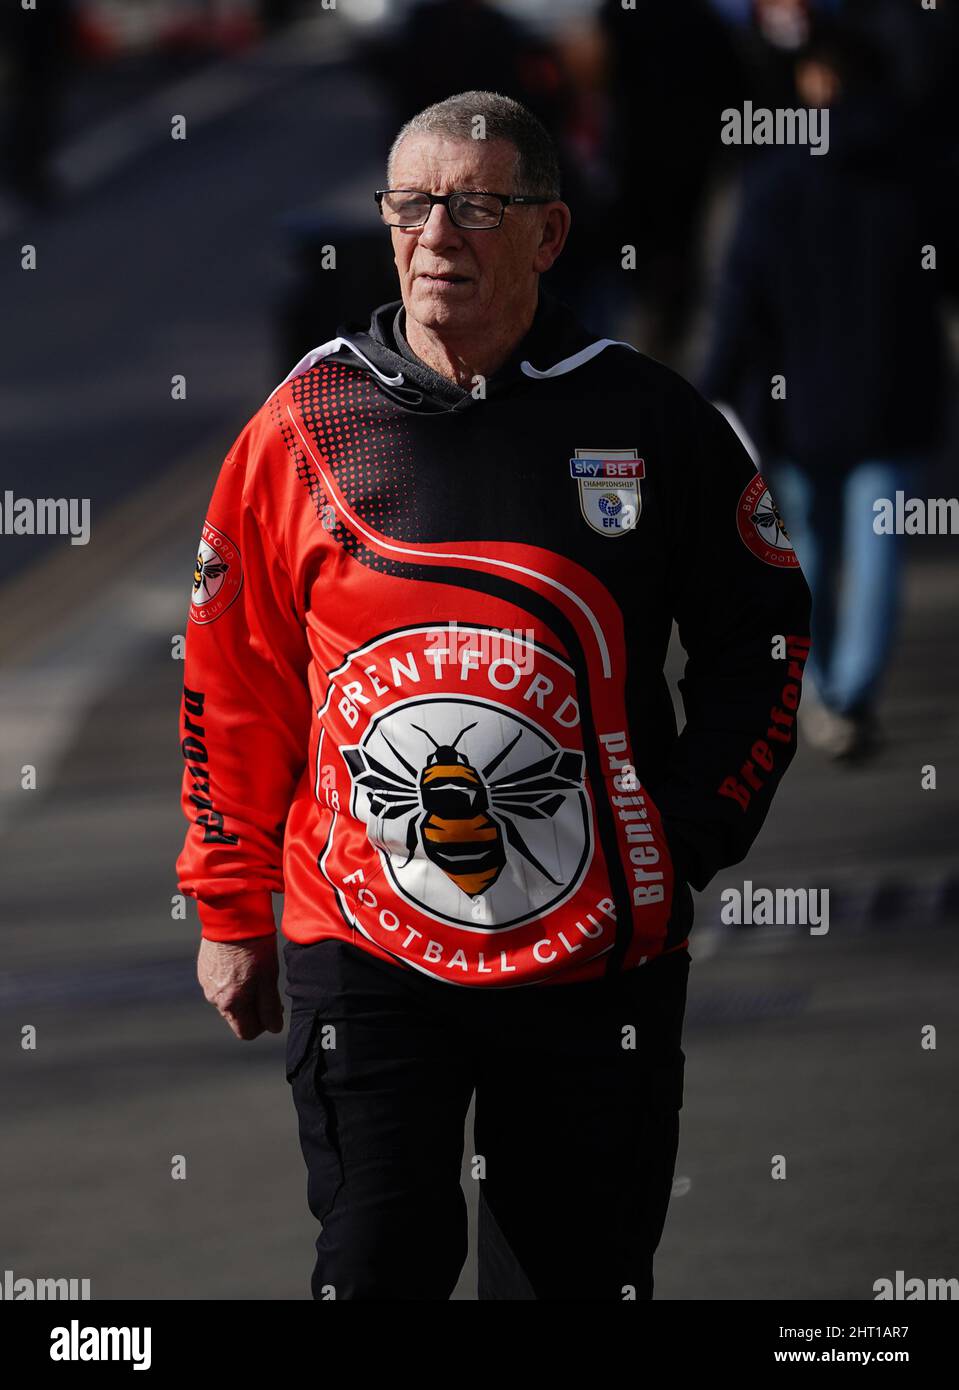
[343,719,586,901]
[193,551,229,602]
[736,475,799,568]
[750,494,791,545]
[189,522,243,623]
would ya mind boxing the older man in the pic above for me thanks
[177,91,811,1300]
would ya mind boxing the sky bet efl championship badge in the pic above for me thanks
[570,449,644,536]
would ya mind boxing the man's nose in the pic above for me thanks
[417,202,462,247]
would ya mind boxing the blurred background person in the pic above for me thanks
[699,14,954,761]
[0,0,73,207]
[736,0,817,108]
[359,0,569,133]
[597,0,745,365]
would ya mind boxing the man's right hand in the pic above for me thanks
[197,935,284,1040]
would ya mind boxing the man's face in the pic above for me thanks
[387,133,567,339]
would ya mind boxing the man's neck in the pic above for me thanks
[404,296,538,388]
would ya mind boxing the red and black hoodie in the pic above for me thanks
[176,288,811,987]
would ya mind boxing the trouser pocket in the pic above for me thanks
[285,1007,344,1224]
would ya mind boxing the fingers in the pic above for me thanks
[216,985,284,1040]
[196,936,282,1040]
[220,1003,264,1041]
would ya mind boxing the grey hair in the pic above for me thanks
[386,90,561,199]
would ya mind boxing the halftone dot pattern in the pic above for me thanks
[275,363,425,575]
[270,389,328,519]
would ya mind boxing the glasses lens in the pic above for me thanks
[381,192,431,226]
[449,193,501,228]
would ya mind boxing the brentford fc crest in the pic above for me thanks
[736,474,799,568]
[570,448,644,536]
[343,695,589,930]
[190,520,243,623]
[314,624,636,983]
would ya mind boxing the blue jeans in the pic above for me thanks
[770,459,922,716]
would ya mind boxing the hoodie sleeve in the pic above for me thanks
[655,393,812,892]
[175,417,312,941]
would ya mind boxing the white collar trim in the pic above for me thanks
[266,336,405,404]
[268,332,634,405]
[520,338,635,379]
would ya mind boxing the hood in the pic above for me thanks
[270,287,634,414]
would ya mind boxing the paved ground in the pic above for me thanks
[1,26,957,1301]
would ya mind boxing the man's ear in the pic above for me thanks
[532,201,571,274]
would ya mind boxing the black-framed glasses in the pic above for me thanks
[375,189,553,230]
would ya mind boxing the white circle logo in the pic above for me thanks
[343,695,590,930]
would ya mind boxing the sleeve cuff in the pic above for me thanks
[197,890,277,942]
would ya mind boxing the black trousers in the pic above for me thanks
[283,937,690,1301]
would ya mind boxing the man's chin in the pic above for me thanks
[409,281,478,325]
